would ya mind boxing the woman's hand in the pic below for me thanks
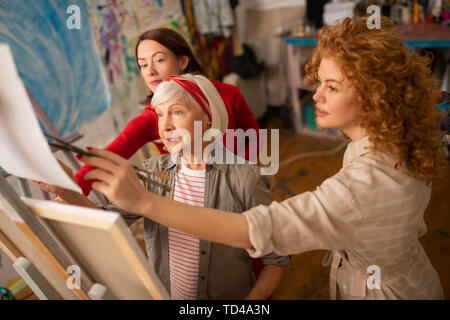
[78,148,149,213]
[32,160,78,202]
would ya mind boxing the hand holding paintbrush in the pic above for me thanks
[44,132,171,192]
[74,146,166,213]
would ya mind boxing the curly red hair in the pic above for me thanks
[304,16,445,183]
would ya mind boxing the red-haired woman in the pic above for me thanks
[79,16,446,299]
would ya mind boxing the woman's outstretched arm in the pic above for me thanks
[138,191,252,249]
[79,148,252,249]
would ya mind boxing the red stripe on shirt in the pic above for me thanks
[168,231,200,243]
[176,171,206,179]
[175,180,205,191]
[174,184,205,194]
[168,256,200,271]
[174,188,205,199]
[169,241,200,254]
[168,166,205,300]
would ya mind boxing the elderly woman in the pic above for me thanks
[36,74,289,300]
[74,28,260,197]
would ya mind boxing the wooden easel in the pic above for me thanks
[0,178,168,300]
[1,230,59,299]
[1,217,117,300]
[1,233,59,300]
[0,84,95,299]
[0,174,93,299]
[6,88,108,206]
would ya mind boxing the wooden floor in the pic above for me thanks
[265,118,450,300]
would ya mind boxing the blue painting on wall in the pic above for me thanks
[0,0,110,137]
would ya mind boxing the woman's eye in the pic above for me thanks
[155,58,165,64]
[156,113,163,118]
[328,86,337,92]
[139,64,147,69]
[174,110,183,115]
[316,80,321,87]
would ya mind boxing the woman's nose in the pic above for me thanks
[313,86,324,104]
[162,115,174,131]
[147,63,157,76]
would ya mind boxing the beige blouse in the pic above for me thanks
[243,136,444,299]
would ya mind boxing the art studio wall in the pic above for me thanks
[0,0,110,139]
[84,0,190,148]
[0,0,189,150]
[0,0,191,196]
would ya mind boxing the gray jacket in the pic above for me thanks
[107,154,290,299]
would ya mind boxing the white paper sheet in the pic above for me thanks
[0,43,82,193]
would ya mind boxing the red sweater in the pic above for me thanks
[74,81,260,195]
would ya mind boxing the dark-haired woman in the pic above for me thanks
[74,28,260,196]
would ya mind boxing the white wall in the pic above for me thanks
[244,0,306,10]
[236,0,306,43]
[234,0,306,106]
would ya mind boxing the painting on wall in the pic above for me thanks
[0,0,111,138]
[0,0,191,183]
[85,0,189,135]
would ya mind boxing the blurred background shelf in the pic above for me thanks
[284,23,450,137]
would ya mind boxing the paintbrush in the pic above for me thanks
[45,133,171,192]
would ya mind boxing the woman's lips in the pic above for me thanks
[150,80,162,87]
[315,105,329,117]
[165,137,181,144]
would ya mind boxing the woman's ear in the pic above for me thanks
[178,55,189,72]
[202,112,211,129]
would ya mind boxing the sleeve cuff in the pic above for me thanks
[242,204,274,258]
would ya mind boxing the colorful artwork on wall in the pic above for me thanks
[86,0,189,132]
[0,0,110,137]
[0,0,190,171]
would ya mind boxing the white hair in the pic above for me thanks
[150,73,229,134]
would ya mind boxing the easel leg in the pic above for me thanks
[13,257,60,300]
[88,283,116,300]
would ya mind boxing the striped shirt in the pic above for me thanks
[168,163,205,300]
